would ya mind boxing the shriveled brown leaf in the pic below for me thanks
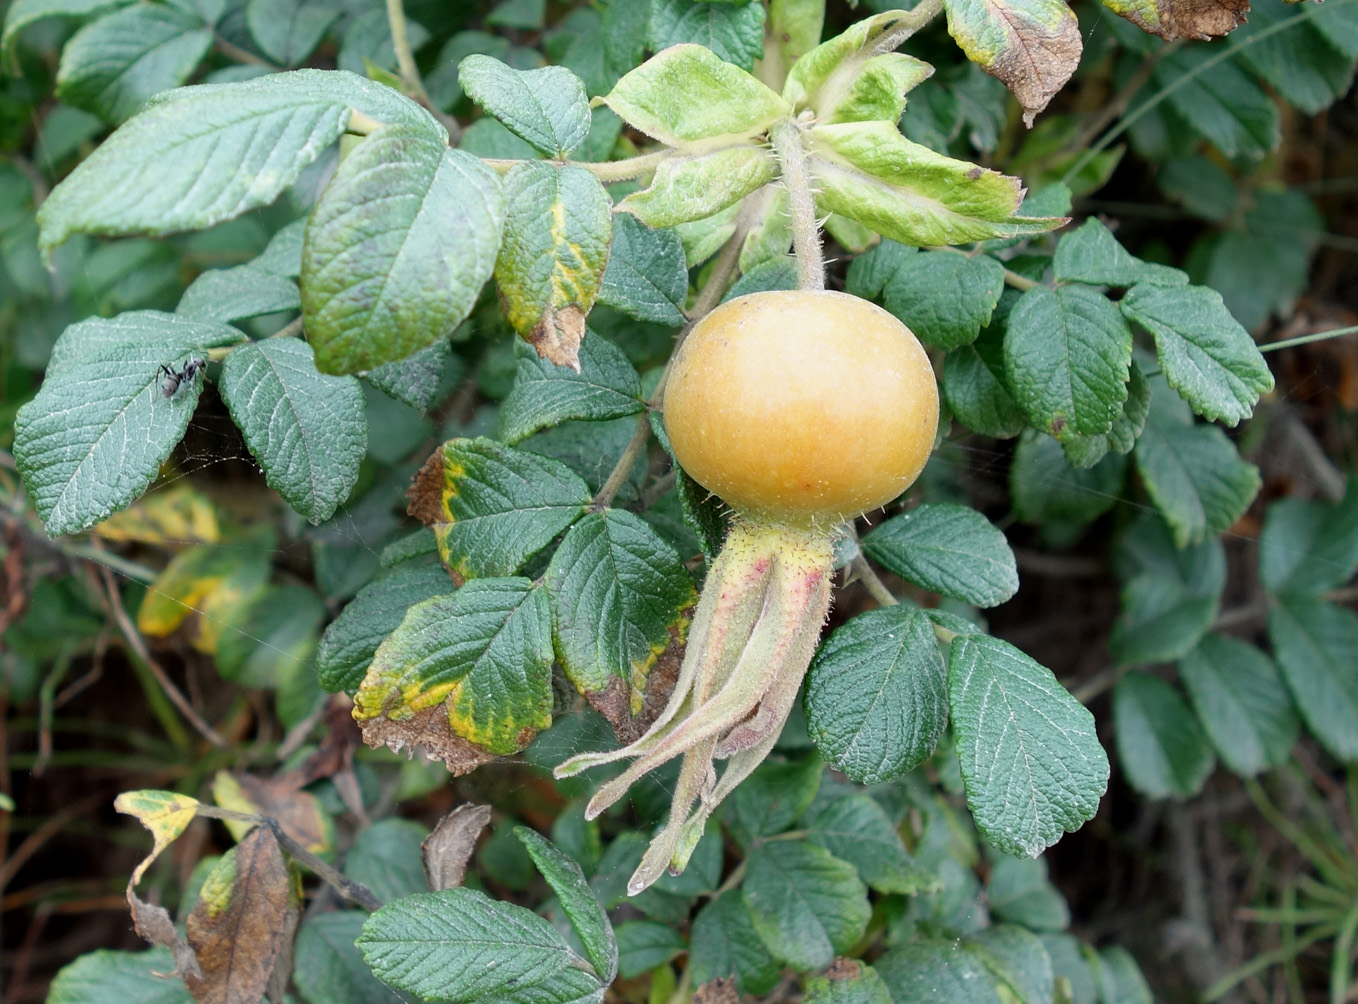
[942,0,1083,125]
[422,803,493,890]
[264,903,301,1004]
[1102,0,1248,40]
[526,305,585,372]
[127,888,202,981]
[355,702,497,775]
[185,827,293,1004]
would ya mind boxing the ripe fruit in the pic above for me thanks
[557,290,941,896]
[663,289,939,526]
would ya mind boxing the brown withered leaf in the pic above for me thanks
[211,771,333,858]
[942,0,1083,126]
[1102,0,1248,40]
[692,977,740,1004]
[356,702,497,775]
[422,803,493,890]
[264,904,301,1004]
[127,889,202,981]
[526,305,585,372]
[185,827,294,1004]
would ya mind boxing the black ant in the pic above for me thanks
[157,357,207,398]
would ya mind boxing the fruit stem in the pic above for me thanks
[771,119,825,292]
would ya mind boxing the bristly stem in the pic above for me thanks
[384,0,461,142]
[772,120,824,291]
[869,0,945,55]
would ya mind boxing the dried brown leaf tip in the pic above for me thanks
[423,803,493,890]
[692,976,740,1004]
[185,827,298,1004]
[527,304,586,371]
[943,0,1083,126]
[355,702,498,775]
[1104,0,1248,40]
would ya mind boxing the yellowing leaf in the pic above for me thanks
[115,789,200,885]
[94,482,220,545]
[942,0,1082,126]
[135,537,270,653]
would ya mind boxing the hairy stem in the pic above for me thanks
[771,120,825,291]
[481,150,673,183]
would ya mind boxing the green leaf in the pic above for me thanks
[516,827,617,985]
[875,940,1005,1004]
[245,0,338,67]
[803,960,895,1004]
[1157,156,1238,223]
[783,12,933,124]
[598,43,789,147]
[48,949,193,1004]
[1112,671,1214,800]
[1236,0,1355,115]
[303,126,504,375]
[499,334,642,444]
[37,69,440,257]
[1042,934,1098,1004]
[337,7,430,76]
[459,54,590,157]
[1059,362,1150,469]
[294,912,400,1004]
[941,0,1081,125]
[1153,48,1278,159]
[724,756,823,844]
[690,891,781,996]
[176,265,301,323]
[358,888,604,1002]
[409,437,591,580]
[1120,283,1272,426]
[597,214,688,326]
[55,4,212,123]
[365,340,453,414]
[1312,0,1358,57]
[616,145,778,229]
[880,250,1005,350]
[614,921,686,980]
[215,583,324,690]
[495,162,611,367]
[804,794,939,895]
[648,0,766,70]
[1178,633,1298,776]
[804,606,947,784]
[949,634,1108,856]
[546,509,696,703]
[15,314,243,536]
[1258,486,1358,595]
[317,564,454,693]
[1133,389,1261,549]
[1090,947,1152,1004]
[724,256,798,299]
[943,323,1028,440]
[344,818,430,903]
[218,339,365,524]
[742,840,871,971]
[651,413,730,560]
[2,0,135,53]
[1052,219,1187,288]
[1268,596,1358,762]
[969,926,1055,1004]
[863,504,1018,608]
[254,218,307,277]
[986,856,1070,932]
[806,121,1065,248]
[1011,430,1125,532]
[352,578,555,760]
[1109,516,1223,667]
[1004,283,1133,439]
